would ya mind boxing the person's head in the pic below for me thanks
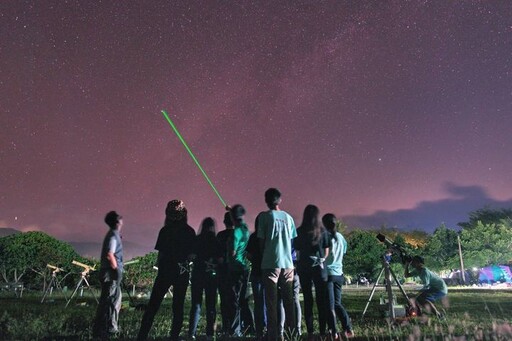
[165,199,187,225]
[223,211,233,229]
[411,255,425,269]
[301,204,320,231]
[105,211,123,230]
[265,188,281,209]
[230,204,246,226]
[199,217,216,236]
[322,213,337,233]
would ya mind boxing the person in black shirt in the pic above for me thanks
[216,211,235,335]
[294,204,331,338]
[246,216,266,340]
[137,200,196,341]
[188,217,223,340]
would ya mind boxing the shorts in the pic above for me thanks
[417,289,446,303]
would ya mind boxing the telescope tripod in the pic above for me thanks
[65,271,98,308]
[41,270,68,303]
[362,254,412,320]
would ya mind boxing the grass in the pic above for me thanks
[1,286,511,340]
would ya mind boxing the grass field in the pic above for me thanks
[1,286,511,340]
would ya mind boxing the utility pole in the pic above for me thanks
[458,235,466,284]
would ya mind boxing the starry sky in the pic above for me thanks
[1,1,512,255]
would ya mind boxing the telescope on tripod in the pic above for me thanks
[65,260,98,308]
[41,264,69,303]
[361,234,416,321]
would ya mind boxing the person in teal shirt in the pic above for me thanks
[405,255,448,318]
[257,188,297,341]
[323,213,353,339]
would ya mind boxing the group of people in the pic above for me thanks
[91,188,353,340]
[91,187,447,340]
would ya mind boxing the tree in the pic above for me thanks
[460,221,512,268]
[0,231,80,287]
[344,229,386,281]
[458,207,512,229]
[123,252,158,293]
[423,224,459,271]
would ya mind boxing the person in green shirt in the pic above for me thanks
[227,204,253,336]
[405,255,448,318]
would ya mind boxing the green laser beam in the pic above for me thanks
[161,110,227,208]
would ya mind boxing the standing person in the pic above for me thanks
[294,205,331,338]
[216,211,235,336]
[246,216,266,340]
[323,213,353,339]
[404,256,448,318]
[277,241,302,338]
[93,211,124,338]
[257,188,297,341]
[227,204,254,336]
[188,217,223,340]
[137,200,196,341]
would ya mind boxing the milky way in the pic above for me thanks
[1,1,511,253]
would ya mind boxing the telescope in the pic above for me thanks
[124,259,140,266]
[376,234,412,264]
[71,260,96,272]
[46,264,65,272]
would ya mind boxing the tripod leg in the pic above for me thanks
[389,267,411,301]
[361,267,385,319]
[41,276,56,303]
[66,277,85,308]
[83,277,99,304]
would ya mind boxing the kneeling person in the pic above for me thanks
[405,256,447,318]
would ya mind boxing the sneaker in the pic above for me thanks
[344,330,355,339]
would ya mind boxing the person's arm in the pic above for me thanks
[107,251,117,270]
[107,237,118,269]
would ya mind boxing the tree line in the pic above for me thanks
[1,207,511,290]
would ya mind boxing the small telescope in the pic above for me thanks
[376,234,412,264]
[46,264,65,272]
[71,260,96,273]
[124,259,140,266]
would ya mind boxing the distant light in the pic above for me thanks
[472,267,478,271]
[14,216,17,221]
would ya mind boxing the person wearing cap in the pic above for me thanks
[137,200,196,341]
[257,188,297,341]
[226,204,254,337]
[93,211,124,338]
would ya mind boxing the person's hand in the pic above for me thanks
[225,205,232,211]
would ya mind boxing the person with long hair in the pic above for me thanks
[294,204,331,338]
[188,217,223,340]
[323,213,353,339]
[137,200,196,341]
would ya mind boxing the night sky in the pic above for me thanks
[1,1,512,255]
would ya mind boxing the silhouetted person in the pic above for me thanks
[323,213,353,339]
[294,205,331,338]
[246,216,266,340]
[93,211,124,338]
[188,217,223,340]
[257,188,297,341]
[216,211,235,335]
[137,200,196,341]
